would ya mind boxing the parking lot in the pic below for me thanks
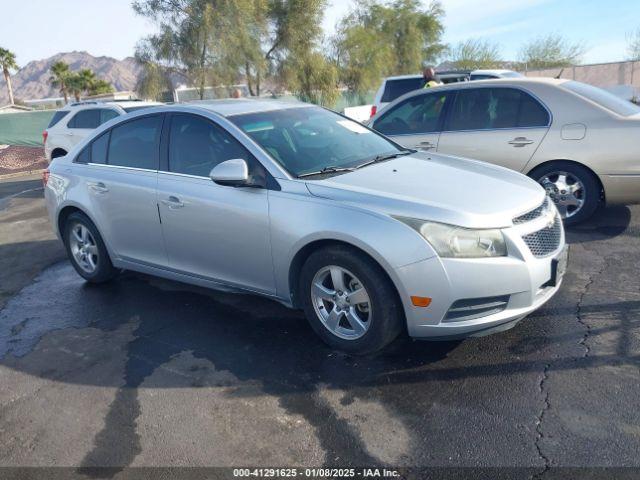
[1,173,639,473]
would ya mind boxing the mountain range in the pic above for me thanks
[0,51,143,105]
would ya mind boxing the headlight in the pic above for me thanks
[394,217,507,258]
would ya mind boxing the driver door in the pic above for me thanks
[372,91,451,152]
[156,113,275,294]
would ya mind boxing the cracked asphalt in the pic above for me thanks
[0,174,639,475]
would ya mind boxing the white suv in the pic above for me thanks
[43,100,162,162]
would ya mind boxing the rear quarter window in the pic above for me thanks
[47,111,70,128]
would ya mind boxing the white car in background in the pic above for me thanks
[43,100,162,162]
[369,77,640,224]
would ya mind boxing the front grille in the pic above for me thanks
[522,215,562,257]
[444,295,510,322]
[513,197,550,224]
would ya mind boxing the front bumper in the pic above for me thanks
[393,216,566,339]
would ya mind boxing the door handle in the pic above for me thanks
[87,181,108,193]
[508,137,534,147]
[161,196,184,209]
[416,141,436,150]
[65,132,74,136]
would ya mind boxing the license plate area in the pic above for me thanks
[550,246,569,287]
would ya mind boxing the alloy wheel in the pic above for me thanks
[538,171,585,219]
[310,265,372,340]
[69,222,99,274]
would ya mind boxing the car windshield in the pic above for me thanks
[229,106,405,177]
[563,81,640,117]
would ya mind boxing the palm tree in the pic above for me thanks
[49,61,71,103]
[66,73,85,102]
[0,47,18,105]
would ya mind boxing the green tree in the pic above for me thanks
[49,61,72,103]
[519,33,585,70]
[88,79,114,96]
[0,47,18,105]
[133,0,335,101]
[447,39,502,70]
[134,0,246,99]
[333,0,445,98]
[65,69,112,101]
[628,28,640,61]
[136,60,173,100]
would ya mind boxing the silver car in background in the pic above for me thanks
[370,78,640,224]
[44,100,566,353]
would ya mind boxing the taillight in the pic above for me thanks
[42,169,50,187]
[370,105,377,118]
[42,130,48,145]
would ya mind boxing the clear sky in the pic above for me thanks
[1,0,638,67]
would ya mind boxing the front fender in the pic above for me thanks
[268,190,436,302]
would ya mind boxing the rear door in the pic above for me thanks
[437,87,551,171]
[78,114,167,267]
[372,91,451,152]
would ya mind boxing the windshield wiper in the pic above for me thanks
[298,165,356,178]
[355,150,413,170]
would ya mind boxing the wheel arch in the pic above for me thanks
[51,148,68,159]
[525,159,605,203]
[287,238,405,314]
[56,203,116,258]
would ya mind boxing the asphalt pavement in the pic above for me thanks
[0,174,639,477]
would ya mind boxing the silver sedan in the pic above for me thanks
[44,100,566,353]
[369,78,640,225]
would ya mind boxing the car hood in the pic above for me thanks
[305,152,546,229]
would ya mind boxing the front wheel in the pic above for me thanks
[530,162,601,226]
[299,246,404,354]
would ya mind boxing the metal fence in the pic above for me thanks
[0,111,55,147]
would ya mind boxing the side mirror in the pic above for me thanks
[210,159,249,187]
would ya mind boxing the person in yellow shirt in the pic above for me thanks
[422,66,442,88]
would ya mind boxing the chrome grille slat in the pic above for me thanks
[522,216,562,257]
[513,197,550,224]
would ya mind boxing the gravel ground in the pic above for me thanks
[0,146,47,176]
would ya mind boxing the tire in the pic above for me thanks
[299,245,404,354]
[63,212,117,283]
[529,161,601,226]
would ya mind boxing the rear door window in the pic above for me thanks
[108,115,163,170]
[445,88,549,131]
[100,109,120,124]
[374,93,449,135]
[90,131,110,165]
[381,78,425,103]
[68,109,101,129]
[68,108,120,129]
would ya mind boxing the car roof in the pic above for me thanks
[184,98,311,117]
[470,69,518,75]
[414,77,569,90]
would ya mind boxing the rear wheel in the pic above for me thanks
[300,246,404,354]
[63,212,117,283]
[529,162,600,226]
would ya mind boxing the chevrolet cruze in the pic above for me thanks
[44,100,567,354]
